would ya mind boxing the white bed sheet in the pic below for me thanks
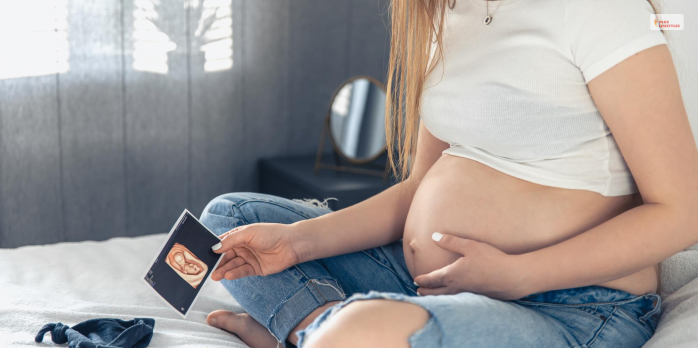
[1,234,697,347]
[0,234,249,348]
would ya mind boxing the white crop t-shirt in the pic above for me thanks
[420,0,667,196]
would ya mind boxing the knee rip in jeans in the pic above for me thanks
[292,266,347,301]
[308,278,346,300]
[292,198,338,210]
[302,293,441,348]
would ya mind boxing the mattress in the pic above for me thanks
[0,234,249,348]
[1,234,697,347]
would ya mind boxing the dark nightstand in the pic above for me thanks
[258,155,396,211]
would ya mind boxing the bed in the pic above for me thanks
[1,234,696,347]
[0,235,247,348]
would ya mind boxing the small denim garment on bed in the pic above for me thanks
[200,192,662,348]
[34,317,155,348]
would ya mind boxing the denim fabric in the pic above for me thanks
[200,192,660,348]
[297,287,661,348]
[34,318,155,348]
[200,193,416,346]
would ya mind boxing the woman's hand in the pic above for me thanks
[413,233,534,300]
[210,223,302,281]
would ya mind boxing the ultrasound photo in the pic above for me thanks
[142,210,222,317]
[165,242,209,289]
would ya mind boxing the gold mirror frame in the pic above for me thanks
[314,75,390,180]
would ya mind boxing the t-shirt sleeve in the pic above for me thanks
[565,0,667,83]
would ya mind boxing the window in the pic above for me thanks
[0,0,69,80]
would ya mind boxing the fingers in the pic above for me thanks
[413,267,449,289]
[431,232,471,255]
[218,226,244,240]
[215,249,238,270]
[414,264,461,296]
[417,286,455,296]
[235,247,262,276]
[213,227,253,254]
[210,245,263,281]
[212,257,247,280]
[223,264,256,280]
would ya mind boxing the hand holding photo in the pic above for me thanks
[142,210,222,317]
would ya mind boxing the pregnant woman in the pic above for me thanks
[200,0,697,347]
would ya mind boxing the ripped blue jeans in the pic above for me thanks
[200,192,661,348]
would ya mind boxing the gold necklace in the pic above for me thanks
[484,0,504,25]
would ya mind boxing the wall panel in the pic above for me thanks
[189,0,244,215]
[0,76,65,247]
[287,0,351,157]
[347,0,390,82]
[123,0,189,236]
[60,0,126,242]
[239,0,291,190]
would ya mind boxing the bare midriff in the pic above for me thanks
[403,154,658,296]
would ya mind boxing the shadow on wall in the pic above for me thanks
[133,0,234,74]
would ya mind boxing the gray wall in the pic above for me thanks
[663,0,698,140]
[0,0,390,248]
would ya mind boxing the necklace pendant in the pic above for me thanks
[484,15,492,25]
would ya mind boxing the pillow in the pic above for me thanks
[644,277,698,347]
[659,243,698,295]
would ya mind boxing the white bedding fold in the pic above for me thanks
[0,235,249,348]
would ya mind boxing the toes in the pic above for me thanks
[208,310,280,348]
[207,310,242,332]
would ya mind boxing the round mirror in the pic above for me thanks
[328,76,387,163]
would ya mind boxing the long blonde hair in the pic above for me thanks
[384,0,661,181]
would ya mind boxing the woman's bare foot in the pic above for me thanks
[208,310,278,348]
[208,302,341,347]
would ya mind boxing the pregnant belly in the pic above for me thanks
[403,154,658,296]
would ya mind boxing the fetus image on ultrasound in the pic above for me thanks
[165,243,208,289]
